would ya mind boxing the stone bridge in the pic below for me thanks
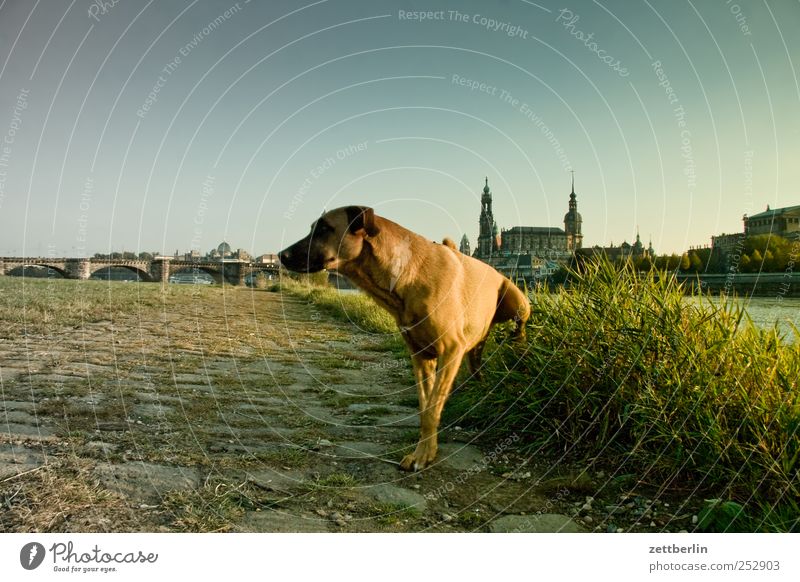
[0,257,279,286]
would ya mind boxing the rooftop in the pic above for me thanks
[504,226,566,235]
[747,204,800,220]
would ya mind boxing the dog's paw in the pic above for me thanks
[399,445,437,471]
[399,454,421,471]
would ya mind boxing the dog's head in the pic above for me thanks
[279,206,380,273]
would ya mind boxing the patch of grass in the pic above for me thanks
[456,511,486,530]
[275,276,400,338]
[305,472,359,490]
[0,458,137,532]
[317,472,360,488]
[250,447,310,468]
[164,479,259,532]
[319,371,347,385]
[0,276,231,337]
[448,258,800,532]
[326,394,366,409]
[370,502,421,526]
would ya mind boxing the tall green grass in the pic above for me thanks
[272,274,398,337]
[447,259,800,531]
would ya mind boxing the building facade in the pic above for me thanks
[467,177,584,280]
[744,205,800,240]
[711,204,800,266]
[586,232,653,262]
[471,177,582,259]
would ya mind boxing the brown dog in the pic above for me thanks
[279,206,530,470]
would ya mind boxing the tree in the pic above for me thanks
[750,249,763,269]
[763,250,778,272]
[742,234,791,272]
[680,253,691,271]
[689,252,703,272]
[739,254,751,271]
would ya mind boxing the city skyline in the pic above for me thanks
[0,0,798,257]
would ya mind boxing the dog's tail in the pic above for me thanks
[442,237,458,251]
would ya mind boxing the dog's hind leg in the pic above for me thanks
[466,339,486,381]
[495,280,530,341]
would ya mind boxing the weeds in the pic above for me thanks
[0,276,224,338]
[273,276,399,337]
[447,259,800,531]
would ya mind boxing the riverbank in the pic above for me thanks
[676,272,800,298]
[449,261,800,532]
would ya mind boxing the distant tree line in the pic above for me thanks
[673,234,797,274]
[558,234,797,279]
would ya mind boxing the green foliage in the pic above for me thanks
[736,235,795,273]
[698,499,748,532]
[653,235,796,274]
[447,258,800,531]
[276,275,399,337]
[252,271,269,289]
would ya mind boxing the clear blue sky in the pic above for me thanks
[0,0,798,257]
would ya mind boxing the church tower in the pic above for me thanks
[459,233,471,255]
[564,171,583,251]
[477,177,500,258]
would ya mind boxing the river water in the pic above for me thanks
[711,296,800,339]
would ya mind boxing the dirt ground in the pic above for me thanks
[0,283,697,532]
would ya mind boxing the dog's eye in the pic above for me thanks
[312,221,332,235]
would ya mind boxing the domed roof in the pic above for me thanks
[564,210,582,222]
[217,241,232,254]
[483,177,490,194]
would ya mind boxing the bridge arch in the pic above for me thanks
[169,265,223,285]
[5,264,69,278]
[88,265,155,282]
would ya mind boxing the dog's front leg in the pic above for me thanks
[411,354,436,410]
[401,345,465,471]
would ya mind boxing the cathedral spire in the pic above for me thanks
[564,171,583,251]
[477,177,496,258]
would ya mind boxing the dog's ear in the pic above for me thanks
[345,206,380,237]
